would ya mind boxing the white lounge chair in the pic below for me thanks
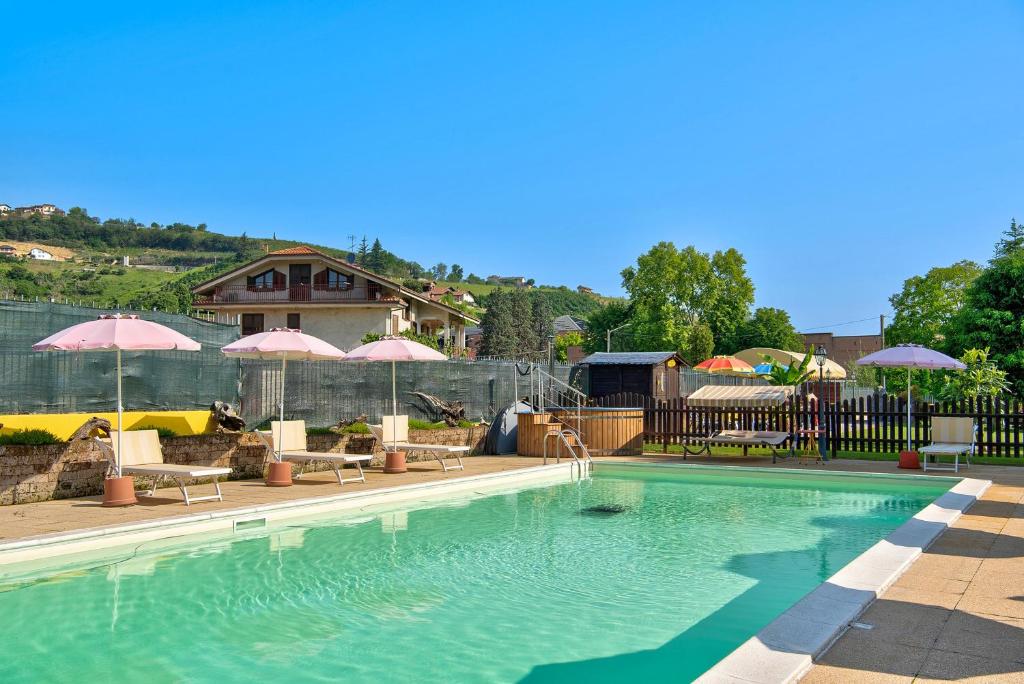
[98,430,231,505]
[368,415,469,472]
[919,417,975,473]
[259,420,372,485]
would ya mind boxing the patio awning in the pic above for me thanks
[686,385,795,408]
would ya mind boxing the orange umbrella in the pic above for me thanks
[694,355,755,375]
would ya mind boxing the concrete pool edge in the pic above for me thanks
[694,475,992,684]
[0,461,579,568]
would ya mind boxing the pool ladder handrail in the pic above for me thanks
[543,427,593,478]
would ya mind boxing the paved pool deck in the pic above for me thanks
[1,453,1022,681]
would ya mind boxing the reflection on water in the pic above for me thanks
[0,470,948,684]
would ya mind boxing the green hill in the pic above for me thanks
[0,207,618,317]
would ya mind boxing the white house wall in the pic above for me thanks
[253,308,389,351]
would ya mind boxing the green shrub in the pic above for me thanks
[341,422,370,434]
[0,429,63,446]
[132,424,179,438]
[408,418,447,430]
[306,426,337,435]
[457,420,478,429]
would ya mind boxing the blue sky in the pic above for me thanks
[2,1,1022,335]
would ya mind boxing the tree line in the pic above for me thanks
[883,219,1024,396]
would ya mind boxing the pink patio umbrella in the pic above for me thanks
[857,343,966,452]
[32,313,201,479]
[343,336,447,453]
[220,328,346,463]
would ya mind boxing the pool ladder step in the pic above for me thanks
[543,427,593,478]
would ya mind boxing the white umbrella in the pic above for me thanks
[221,328,346,462]
[343,336,447,453]
[33,314,200,479]
[857,344,966,452]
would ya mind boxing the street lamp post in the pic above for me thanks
[547,334,555,377]
[606,322,631,353]
[814,346,828,460]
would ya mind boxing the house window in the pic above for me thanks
[287,313,300,330]
[241,313,264,336]
[313,268,353,291]
[247,269,284,291]
[368,281,381,299]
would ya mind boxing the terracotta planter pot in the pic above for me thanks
[102,476,138,507]
[384,451,407,474]
[898,450,921,470]
[266,461,293,487]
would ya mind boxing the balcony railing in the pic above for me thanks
[194,284,389,306]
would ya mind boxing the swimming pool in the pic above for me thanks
[0,464,953,682]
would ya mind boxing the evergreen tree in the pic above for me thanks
[365,238,386,273]
[480,289,518,357]
[531,294,554,353]
[357,236,369,265]
[510,288,538,353]
[995,218,1024,258]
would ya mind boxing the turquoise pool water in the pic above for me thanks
[0,464,951,683]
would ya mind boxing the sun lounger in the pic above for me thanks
[368,415,469,472]
[684,429,791,462]
[98,430,232,505]
[919,417,975,473]
[259,421,372,485]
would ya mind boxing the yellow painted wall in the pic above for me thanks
[0,411,216,440]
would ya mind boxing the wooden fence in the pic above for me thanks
[593,392,1024,458]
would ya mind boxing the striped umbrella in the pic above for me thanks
[694,355,756,375]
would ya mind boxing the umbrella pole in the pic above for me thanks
[278,357,286,462]
[392,359,397,453]
[907,367,912,453]
[116,349,123,478]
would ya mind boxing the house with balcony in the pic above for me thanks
[192,246,479,350]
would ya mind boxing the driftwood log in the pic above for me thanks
[69,417,112,441]
[332,414,369,433]
[210,401,246,432]
[409,391,465,427]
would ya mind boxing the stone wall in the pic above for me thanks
[0,424,487,505]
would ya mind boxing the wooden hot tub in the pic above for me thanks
[517,406,644,457]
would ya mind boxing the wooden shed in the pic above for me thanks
[580,351,687,401]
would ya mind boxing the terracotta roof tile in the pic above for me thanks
[269,245,323,256]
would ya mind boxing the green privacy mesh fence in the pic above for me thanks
[0,300,240,415]
[239,359,573,427]
[0,299,573,426]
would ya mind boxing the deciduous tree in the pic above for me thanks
[731,307,803,353]
[886,260,982,346]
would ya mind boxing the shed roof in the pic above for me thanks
[686,384,794,408]
[580,351,681,365]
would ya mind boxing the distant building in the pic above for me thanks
[553,315,587,337]
[423,282,476,305]
[0,204,12,214]
[192,245,478,351]
[464,326,483,358]
[28,248,55,260]
[577,285,595,295]
[0,245,16,255]
[17,204,64,217]
[800,332,883,369]
[486,275,527,287]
